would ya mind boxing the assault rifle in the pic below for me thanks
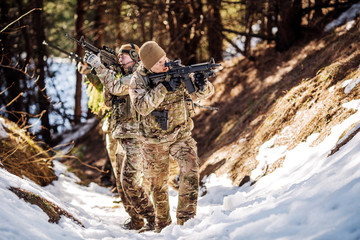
[65,33,125,75]
[147,58,221,94]
[42,40,85,64]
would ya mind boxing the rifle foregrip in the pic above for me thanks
[183,77,196,94]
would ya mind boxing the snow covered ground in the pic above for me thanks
[1,92,360,239]
[324,2,360,32]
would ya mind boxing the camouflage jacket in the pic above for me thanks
[129,63,215,144]
[95,63,140,139]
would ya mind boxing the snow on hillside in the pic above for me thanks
[324,2,360,32]
[1,91,360,239]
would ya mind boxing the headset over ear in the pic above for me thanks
[121,43,139,62]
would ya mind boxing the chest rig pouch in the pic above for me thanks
[151,110,168,130]
[111,95,131,122]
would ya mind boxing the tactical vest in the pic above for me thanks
[111,95,132,122]
[139,84,195,142]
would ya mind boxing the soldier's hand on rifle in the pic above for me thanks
[194,72,206,91]
[77,62,90,75]
[162,76,182,92]
[84,51,101,68]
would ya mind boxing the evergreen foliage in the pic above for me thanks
[84,74,108,117]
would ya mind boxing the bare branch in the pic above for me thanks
[0,82,15,95]
[0,92,24,112]
[0,63,39,81]
[222,32,246,56]
[222,27,274,41]
[0,8,42,33]
[165,18,198,53]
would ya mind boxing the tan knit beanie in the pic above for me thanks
[139,41,166,70]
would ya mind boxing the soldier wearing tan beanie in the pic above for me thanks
[139,41,166,71]
[130,40,215,233]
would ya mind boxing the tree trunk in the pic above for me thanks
[138,5,147,43]
[206,0,223,61]
[314,0,324,17]
[88,0,107,119]
[275,0,302,51]
[266,0,277,41]
[94,0,106,48]
[74,0,86,124]
[167,0,204,64]
[243,0,256,57]
[114,0,123,47]
[33,0,51,143]
[0,1,22,123]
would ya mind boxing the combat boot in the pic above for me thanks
[138,216,155,233]
[154,219,172,233]
[122,217,144,230]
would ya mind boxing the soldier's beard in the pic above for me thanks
[124,62,135,73]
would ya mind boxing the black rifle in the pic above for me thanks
[146,58,221,94]
[42,40,85,63]
[65,33,125,75]
[151,110,169,130]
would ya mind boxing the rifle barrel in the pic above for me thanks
[43,40,67,55]
[43,40,83,63]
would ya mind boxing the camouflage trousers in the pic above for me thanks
[142,135,199,228]
[119,138,155,221]
[105,132,155,222]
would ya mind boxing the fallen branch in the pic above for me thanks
[9,187,84,227]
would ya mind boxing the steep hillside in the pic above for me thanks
[0,117,57,186]
[193,16,360,186]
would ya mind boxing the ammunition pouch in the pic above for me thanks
[111,95,131,121]
[151,110,169,130]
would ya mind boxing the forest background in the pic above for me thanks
[0,0,357,146]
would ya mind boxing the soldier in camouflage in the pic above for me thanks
[129,41,215,232]
[84,43,155,231]
[76,61,117,184]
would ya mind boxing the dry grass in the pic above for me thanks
[58,122,112,186]
[0,117,57,186]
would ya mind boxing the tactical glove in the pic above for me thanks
[84,51,101,68]
[77,62,90,75]
[162,76,182,92]
[194,72,207,91]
